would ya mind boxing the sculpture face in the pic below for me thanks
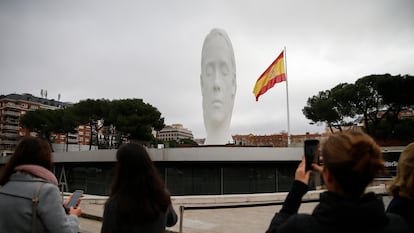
[201,29,236,144]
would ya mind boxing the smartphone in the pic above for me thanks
[65,190,83,209]
[304,139,320,171]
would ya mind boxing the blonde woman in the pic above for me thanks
[387,142,414,232]
[266,131,410,233]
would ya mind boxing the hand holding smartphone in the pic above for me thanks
[304,139,320,171]
[65,190,83,209]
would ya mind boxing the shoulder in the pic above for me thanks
[38,182,59,197]
[278,214,317,232]
[387,195,414,212]
[288,213,316,224]
[39,181,57,190]
[1,174,54,199]
[385,212,411,232]
[389,195,414,205]
[104,197,117,209]
[103,198,117,217]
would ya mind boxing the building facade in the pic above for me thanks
[232,133,325,147]
[0,93,69,155]
[157,124,194,141]
[1,146,399,196]
[0,93,95,155]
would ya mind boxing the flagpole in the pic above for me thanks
[284,46,291,146]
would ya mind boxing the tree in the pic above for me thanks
[19,97,166,148]
[330,83,358,120]
[353,75,388,136]
[20,108,79,151]
[303,73,414,143]
[107,99,165,144]
[20,109,56,140]
[376,74,414,138]
[71,99,110,150]
[51,108,79,151]
[302,90,342,133]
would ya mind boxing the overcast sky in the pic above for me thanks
[1,0,413,139]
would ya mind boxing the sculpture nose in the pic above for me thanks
[213,70,221,92]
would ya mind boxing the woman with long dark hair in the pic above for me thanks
[0,136,81,233]
[101,143,177,233]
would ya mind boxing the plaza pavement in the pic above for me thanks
[78,201,318,233]
[76,185,390,233]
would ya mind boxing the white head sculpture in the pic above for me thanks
[200,28,237,145]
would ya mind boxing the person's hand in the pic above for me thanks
[295,156,312,185]
[312,163,323,173]
[63,192,83,208]
[63,195,70,207]
[63,192,83,215]
[69,206,82,217]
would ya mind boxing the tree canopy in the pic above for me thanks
[303,74,414,142]
[20,98,165,148]
[20,109,56,140]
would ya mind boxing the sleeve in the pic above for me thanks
[386,198,396,213]
[386,197,408,218]
[37,184,80,233]
[265,180,308,233]
[101,201,117,233]
[166,204,178,227]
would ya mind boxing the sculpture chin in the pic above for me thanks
[203,102,230,126]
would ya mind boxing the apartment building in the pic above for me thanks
[156,123,194,141]
[232,132,325,147]
[52,124,91,145]
[0,93,91,156]
[0,93,69,155]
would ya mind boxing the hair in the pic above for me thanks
[0,136,53,185]
[321,130,386,197]
[388,142,414,200]
[201,28,236,72]
[108,143,171,225]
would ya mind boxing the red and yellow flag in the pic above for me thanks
[253,50,286,101]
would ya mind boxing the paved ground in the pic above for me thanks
[77,194,392,233]
[78,201,319,233]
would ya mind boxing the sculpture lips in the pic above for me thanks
[212,100,222,107]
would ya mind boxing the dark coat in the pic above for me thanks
[386,195,414,232]
[266,181,410,233]
[101,199,177,233]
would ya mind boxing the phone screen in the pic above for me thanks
[304,139,319,171]
[65,190,83,209]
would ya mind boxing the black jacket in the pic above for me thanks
[266,181,410,233]
[101,200,177,233]
[386,194,414,232]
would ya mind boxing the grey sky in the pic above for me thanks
[1,0,413,139]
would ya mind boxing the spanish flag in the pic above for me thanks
[253,50,286,101]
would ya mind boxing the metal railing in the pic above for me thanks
[177,198,321,233]
[176,184,389,233]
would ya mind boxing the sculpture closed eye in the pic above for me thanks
[205,64,215,77]
[220,62,230,76]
